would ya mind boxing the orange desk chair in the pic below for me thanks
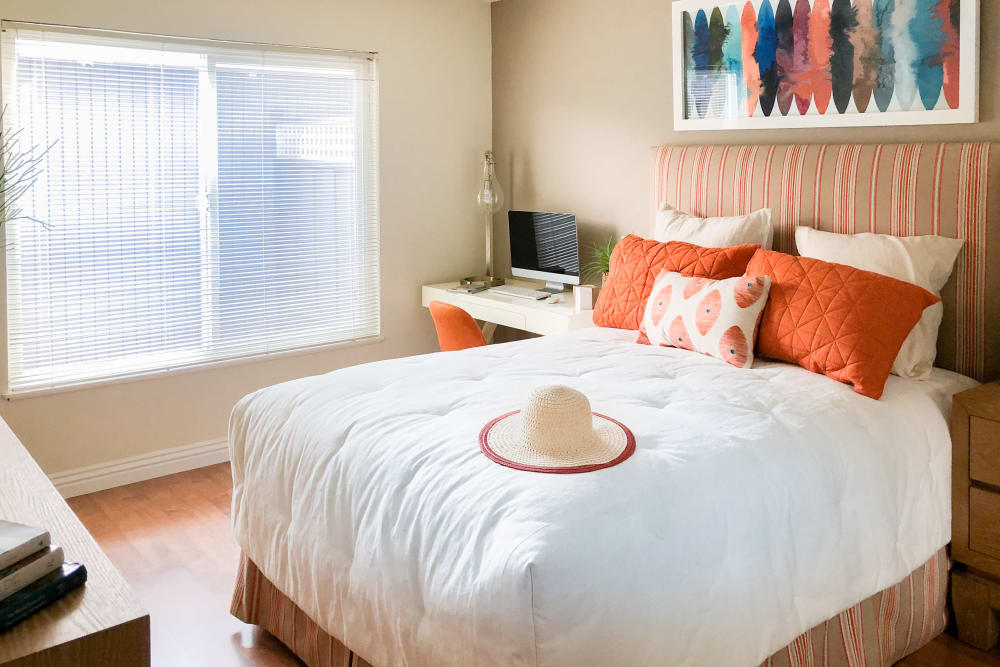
[428,300,487,352]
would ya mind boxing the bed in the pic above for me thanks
[230,142,998,666]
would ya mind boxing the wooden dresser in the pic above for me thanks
[0,419,149,666]
[952,381,1000,651]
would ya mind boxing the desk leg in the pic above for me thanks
[481,322,497,344]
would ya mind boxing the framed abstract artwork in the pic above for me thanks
[671,0,979,130]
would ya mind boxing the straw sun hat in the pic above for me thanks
[479,385,635,474]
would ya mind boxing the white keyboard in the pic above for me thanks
[488,285,551,300]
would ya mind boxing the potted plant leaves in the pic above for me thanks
[583,235,617,287]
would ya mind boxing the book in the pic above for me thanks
[448,284,488,294]
[0,562,87,634]
[0,520,50,572]
[0,546,64,601]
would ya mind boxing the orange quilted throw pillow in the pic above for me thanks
[593,235,759,330]
[745,249,940,400]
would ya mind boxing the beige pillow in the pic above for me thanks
[654,204,773,249]
[794,226,964,379]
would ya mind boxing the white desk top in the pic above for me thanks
[421,280,595,336]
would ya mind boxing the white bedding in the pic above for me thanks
[230,327,977,667]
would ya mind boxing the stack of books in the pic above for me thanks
[0,520,87,633]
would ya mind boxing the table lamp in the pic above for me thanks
[464,151,505,288]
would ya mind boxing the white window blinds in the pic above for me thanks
[1,24,379,395]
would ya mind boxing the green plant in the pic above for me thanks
[582,235,617,280]
[0,108,54,230]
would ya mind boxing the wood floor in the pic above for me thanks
[67,463,301,666]
[67,462,1000,667]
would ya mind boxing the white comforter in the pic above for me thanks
[230,327,976,667]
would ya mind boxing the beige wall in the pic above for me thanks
[0,0,493,472]
[491,0,1000,277]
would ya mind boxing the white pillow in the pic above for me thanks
[654,204,773,249]
[794,226,964,379]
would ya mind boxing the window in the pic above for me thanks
[0,24,379,395]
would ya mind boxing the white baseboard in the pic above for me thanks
[49,438,230,499]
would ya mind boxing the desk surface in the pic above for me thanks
[0,419,149,666]
[422,281,595,336]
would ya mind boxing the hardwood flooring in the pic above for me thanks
[67,463,301,666]
[67,462,1000,667]
[899,632,1000,667]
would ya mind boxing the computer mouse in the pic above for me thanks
[545,294,562,304]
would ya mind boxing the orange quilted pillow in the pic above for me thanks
[744,249,940,399]
[593,235,759,330]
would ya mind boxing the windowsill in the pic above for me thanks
[3,334,384,400]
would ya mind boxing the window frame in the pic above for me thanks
[0,22,382,398]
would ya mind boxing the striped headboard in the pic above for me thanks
[651,143,998,382]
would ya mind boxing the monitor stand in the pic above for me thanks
[542,281,567,294]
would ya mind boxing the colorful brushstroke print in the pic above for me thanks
[829,0,856,114]
[851,0,878,113]
[723,5,746,110]
[774,0,795,115]
[741,3,762,115]
[791,0,812,114]
[754,0,779,116]
[810,0,834,114]
[938,0,960,108]
[873,0,895,112]
[681,0,964,119]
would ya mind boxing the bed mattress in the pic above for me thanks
[229,327,977,666]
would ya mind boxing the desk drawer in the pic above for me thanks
[461,302,527,331]
[970,487,1000,561]
[971,417,1000,488]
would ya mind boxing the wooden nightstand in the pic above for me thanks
[952,381,1000,650]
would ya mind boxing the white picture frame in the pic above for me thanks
[671,0,979,131]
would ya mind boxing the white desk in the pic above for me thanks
[421,280,595,337]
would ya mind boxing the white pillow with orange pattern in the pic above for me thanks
[637,271,771,369]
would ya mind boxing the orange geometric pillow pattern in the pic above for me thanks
[592,235,760,330]
[638,272,772,369]
[745,249,940,399]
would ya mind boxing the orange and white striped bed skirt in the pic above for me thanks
[762,548,947,667]
[231,547,948,667]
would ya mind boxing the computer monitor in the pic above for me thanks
[507,211,581,293]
